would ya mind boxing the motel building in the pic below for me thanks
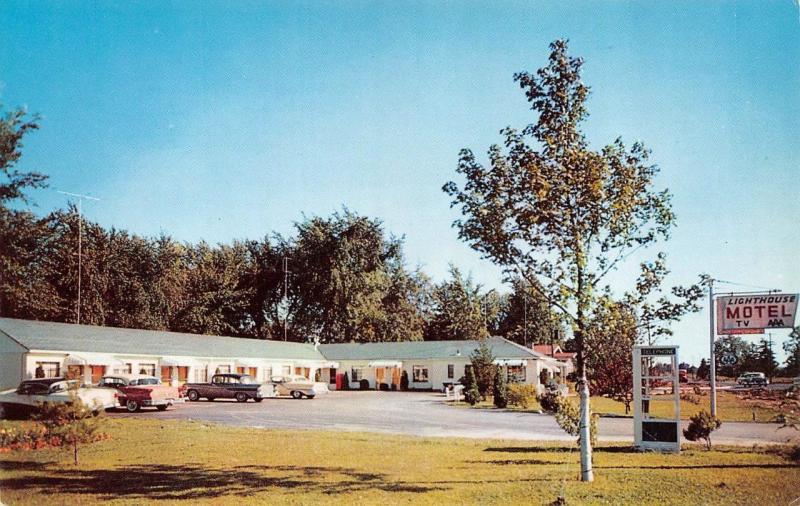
[0,317,561,392]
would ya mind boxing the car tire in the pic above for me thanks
[254,397,263,403]
[291,391,302,399]
[187,390,200,401]
[235,392,248,403]
[307,395,315,399]
[156,405,168,411]
[207,397,215,402]
[126,400,141,412]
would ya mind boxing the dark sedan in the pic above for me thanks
[183,374,274,402]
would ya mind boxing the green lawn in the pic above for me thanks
[0,418,797,505]
[456,390,784,422]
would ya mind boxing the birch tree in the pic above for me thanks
[443,39,700,481]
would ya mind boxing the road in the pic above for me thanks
[113,391,796,445]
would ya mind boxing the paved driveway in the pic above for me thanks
[114,391,795,445]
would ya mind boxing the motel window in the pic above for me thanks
[351,367,363,382]
[412,366,429,382]
[66,365,84,380]
[507,366,526,383]
[215,365,231,374]
[138,363,156,376]
[281,365,292,376]
[35,361,60,378]
[263,367,273,382]
[194,367,208,383]
[447,364,454,379]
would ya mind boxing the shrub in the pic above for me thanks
[536,389,597,447]
[359,379,370,390]
[400,371,409,391]
[553,396,598,448]
[379,383,389,391]
[788,444,800,463]
[537,389,561,413]
[35,394,106,464]
[683,410,722,450]
[341,372,350,390]
[469,341,496,400]
[507,384,537,409]
[680,393,701,405]
[464,366,481,406]
[493,366,508,408]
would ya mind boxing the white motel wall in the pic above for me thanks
[0,318,560,392]
[0,318,334,390]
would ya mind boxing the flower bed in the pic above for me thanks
[0,421,107,452]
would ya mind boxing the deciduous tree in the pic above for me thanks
[443,39,702,481]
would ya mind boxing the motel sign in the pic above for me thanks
[716,293,798,335]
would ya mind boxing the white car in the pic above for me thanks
[270,375,329,399]
[0,378,118,418]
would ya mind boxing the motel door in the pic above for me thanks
[91,365,105,384]
[375,367,385,386]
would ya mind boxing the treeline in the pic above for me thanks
[0,104,563,344]
[0,204,562,344]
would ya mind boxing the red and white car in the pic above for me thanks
[98,374,185,412]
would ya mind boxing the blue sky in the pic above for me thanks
[1,1,798,364]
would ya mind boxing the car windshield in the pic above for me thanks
[16,382,51,395]
[48,381,78,393]
[129,378,160,386]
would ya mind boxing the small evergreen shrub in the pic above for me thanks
[683,410,722,450]
[359,379,370,390]
[464,366,481,406]
[400,371,409,391]
[493,365,508,408]
[341,372,350,390]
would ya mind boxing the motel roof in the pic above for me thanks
[0,318,326,361]
[318,336,544,361]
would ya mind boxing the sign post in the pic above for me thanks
[708,281,717,417]
[633,345,681,453]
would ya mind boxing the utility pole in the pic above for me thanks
[282,257,290,341]
[708,278,717,417]
[58,191,100,325]
[767,332,774,381]
[523,290,528,348]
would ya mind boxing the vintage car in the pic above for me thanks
[0,378,117,418]
[736,372,769,386]
[270,374,329,399]
[184,373,274,402]
[98,374,184,412]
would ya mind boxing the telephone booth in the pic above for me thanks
[633,345,681,453]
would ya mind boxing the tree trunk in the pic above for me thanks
[73,440,78,465]
[577,374,594,482]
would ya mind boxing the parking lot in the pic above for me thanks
[111,391,794,444]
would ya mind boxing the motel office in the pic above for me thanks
[0,318,562,391]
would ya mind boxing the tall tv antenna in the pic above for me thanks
[57,191,100,325]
